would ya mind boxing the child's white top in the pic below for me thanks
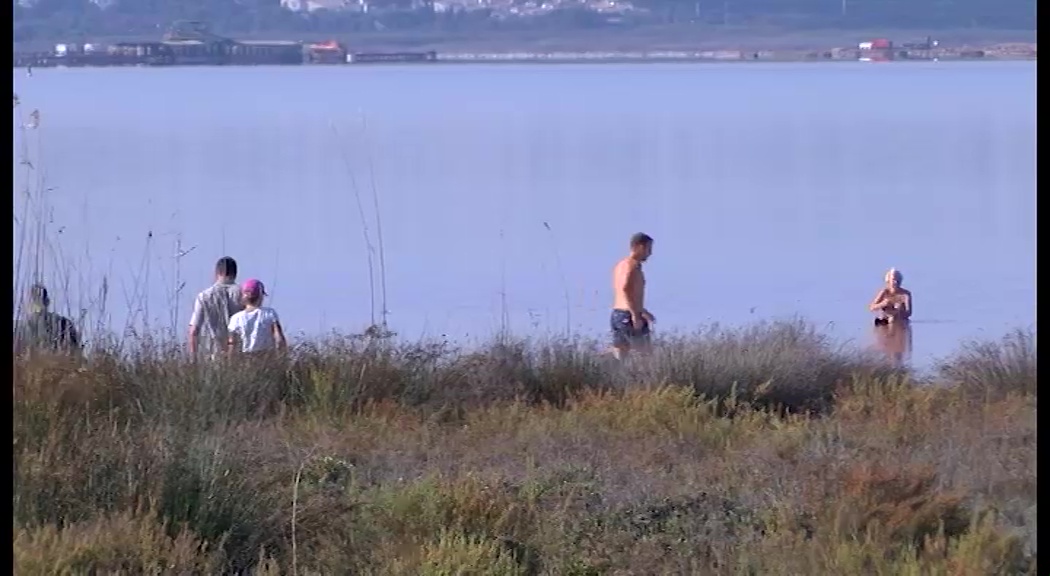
[227,307,281,353]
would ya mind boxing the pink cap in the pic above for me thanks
[241,278,268,298]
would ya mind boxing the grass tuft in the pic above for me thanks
[937,328,1036,399]
[13,511,225,575]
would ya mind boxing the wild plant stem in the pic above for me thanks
[291,458,306,576]
[499,228,509,337]
[272,245,281,307]
[172,235,181,335]
[144,232,152,332]
[13,104,33,323]
[331,122,378,328]
[360,113,390,330]
[542,221,572,336]
[172,233,195,337]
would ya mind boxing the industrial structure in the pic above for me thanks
[13,21,437,68]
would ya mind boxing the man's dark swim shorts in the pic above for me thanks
[610,309,650,348]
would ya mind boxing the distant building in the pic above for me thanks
[858,38,894,62]
[281,0,366,12]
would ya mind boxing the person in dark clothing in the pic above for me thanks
[14,284,81,355]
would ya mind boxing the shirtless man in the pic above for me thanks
[610,232,655,359]
[868,268,913,326]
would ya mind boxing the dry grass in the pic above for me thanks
[12,322,1037,575]
[937,329,1037,399]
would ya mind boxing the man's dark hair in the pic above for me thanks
[28,283,50,308]
[215,256,238,279]
[630,232,654,248]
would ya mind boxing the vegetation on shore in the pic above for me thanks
[13,321,1036,575]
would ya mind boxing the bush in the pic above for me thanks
[13,512,225,575]
[937,328,1036,399]
[11,323,1036,574]
[631,319,901,413]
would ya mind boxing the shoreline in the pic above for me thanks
[12,52,1037,70]
[14,40,1036,69]
[434,49,1034,64]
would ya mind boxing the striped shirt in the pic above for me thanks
[189,281,243,357]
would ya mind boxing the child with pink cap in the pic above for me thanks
[226,278,287,355]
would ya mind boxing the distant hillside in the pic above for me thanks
[14,0,1035,48]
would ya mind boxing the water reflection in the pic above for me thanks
[873,320,913,367]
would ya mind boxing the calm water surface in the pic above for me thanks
[12,62,1036,367]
